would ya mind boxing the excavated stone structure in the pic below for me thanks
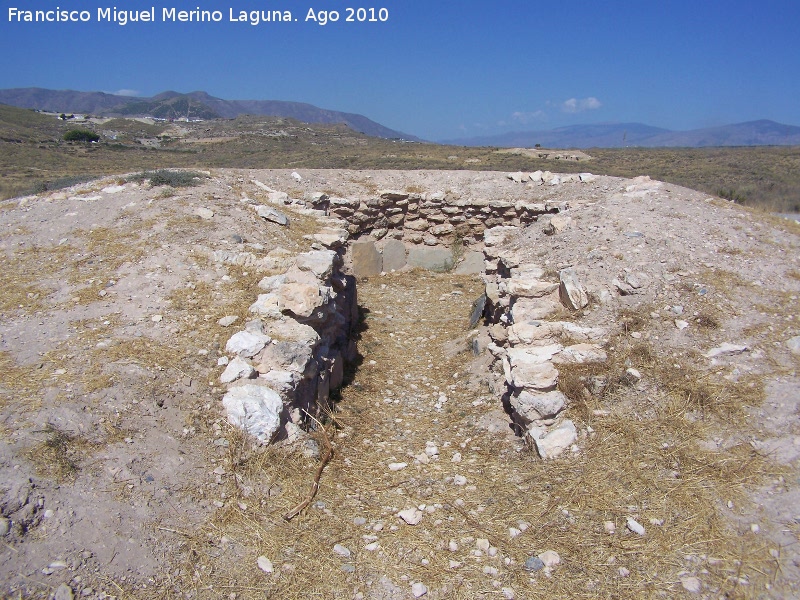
[218,171,605,453]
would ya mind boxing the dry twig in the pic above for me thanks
[283,413,334,521]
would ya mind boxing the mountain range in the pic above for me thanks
[0,87,417,141]
[443,120,800,148]
[2,87,799,147]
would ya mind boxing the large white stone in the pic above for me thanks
[505,279,559,298]
[529,420,577,459]
[543,215,571,235]
[277,283,324,318]
[312,229,348,249]
[508,322,561,346]
[220,356,256,384]
[249,293,281,318]
[559,268,589,310]
[255,205,289,225]
[552,343,607,364]
[511,297,562,322]
[295,250,338,280]
[507,349,559,391]
[266,319,321,346]
[507,345,563,365]
[222,384,283,443]
[511,390,567,421]
[225,330,272,357]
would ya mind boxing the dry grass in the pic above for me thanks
[4,104,800,213]
[0,351,53,413]
[26,424,96,483]
[176,272,784,599]
[0,241,76,314]
[69,223,151,282]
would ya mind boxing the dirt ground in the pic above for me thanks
[1,169,799,599]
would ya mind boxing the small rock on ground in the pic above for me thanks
[257,555,273,573]
[411,582,428,597]
[524,556,545,572]
[53,584,74,600]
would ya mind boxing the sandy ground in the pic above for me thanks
[0,169,799,599]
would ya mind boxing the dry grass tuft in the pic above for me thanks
[617,305,652,333]
[694,309,722,330]
[27,424,95,483]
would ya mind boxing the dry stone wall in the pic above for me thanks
[313,188,568,276]
[217,248,357,446]
[480,223,609,459]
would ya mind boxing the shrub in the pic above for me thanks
[126,169,207,188]
[716,187,747,204]
[30,175,97,194]
[63,129,100,143]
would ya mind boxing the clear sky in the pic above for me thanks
[2,0,799,140]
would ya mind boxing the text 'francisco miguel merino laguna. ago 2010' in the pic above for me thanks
[7,7,390,26]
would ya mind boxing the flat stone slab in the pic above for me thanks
[407,246,453,272]
[454,250,485,274]
[351,240,382,277]
[382,239,407,272]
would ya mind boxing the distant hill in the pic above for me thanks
[0,87,418,140]
[444,120,800,148]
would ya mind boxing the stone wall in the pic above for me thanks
[214,173,596,448]
[218,249,357,446]
[479,225,608,459]
[312,189,566,277]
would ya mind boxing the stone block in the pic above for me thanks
[350,240,382,277]
[382,239,407,271]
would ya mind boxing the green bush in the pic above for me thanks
[716,187,748,205]
[126,169,206,188]
[63,129,99,143]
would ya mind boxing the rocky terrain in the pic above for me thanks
[1,167,799,599]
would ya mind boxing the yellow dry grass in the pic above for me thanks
[177,271,784,599]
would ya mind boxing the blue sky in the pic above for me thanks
[2,0,799,140]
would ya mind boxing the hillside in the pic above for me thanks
[0,168,798,598]
[2,104,800,213]
[0,87,418,140]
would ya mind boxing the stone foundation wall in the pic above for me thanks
[322,189,565,245]
[314,189,566,277]
[218,249,357,445]
[214,174,598,449]
[479,226,608,459]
